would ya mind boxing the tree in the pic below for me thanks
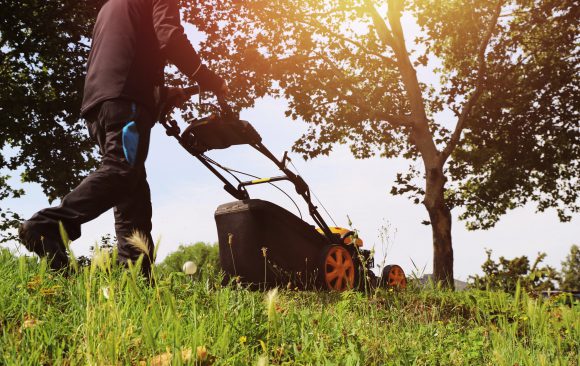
[559,244,580,291]
[0,0,104,242]
[179,0,579,286]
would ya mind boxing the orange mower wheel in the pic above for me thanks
[381,264,407,289]
[319,245,356,291]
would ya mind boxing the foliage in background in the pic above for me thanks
[447,0,580,229]
[468,249,560,292]
[156,242,220,278]
[0,246,578,365]
[0,0,106,242]
[559,244,580,292]
[76,233,117,267]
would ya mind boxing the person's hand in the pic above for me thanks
[165,87,194,109]
[195,65,228,97]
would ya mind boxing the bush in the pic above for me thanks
[156,242,220,278]
[559,244,580,291]
[468,249,559,292]
[77,233,117,267]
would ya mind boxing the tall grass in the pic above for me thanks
[0,248,577,365]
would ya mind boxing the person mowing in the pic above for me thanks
[18,0,227,278]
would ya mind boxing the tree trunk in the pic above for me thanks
[424,165,455,289]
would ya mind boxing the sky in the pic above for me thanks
[2,11,579,281]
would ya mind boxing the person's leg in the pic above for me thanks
[114,172,155,278]
[114,119,155,278]
[20,100,152,270]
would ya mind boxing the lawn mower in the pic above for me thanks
[159,86,407,291]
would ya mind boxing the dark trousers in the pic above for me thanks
[25,99,155,275]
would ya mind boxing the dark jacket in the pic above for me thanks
[81,0,222,116]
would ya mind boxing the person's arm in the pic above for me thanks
[152,0,225,94]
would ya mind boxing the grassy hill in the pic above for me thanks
[0,249,577,366]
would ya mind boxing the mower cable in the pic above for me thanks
[199,154,244,185]
[200,154,304,220]
[266,184,303,220]
[288,159,338,227]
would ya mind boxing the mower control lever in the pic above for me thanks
[292,175,309,196]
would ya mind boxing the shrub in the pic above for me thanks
[559,244,580,291]
[156,242,220,278]
[468,249,559,292]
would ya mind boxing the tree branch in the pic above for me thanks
[304,6,360,19]
[256,6,393,62]
[363,1,395,48]
[441,0,504,162]
[371,110,414,127]
[342,93,412,127]
[387,0,406,50]
[365,0,424,127]
[316,50,412,128]
[384,0,430,122]
[260,4,412,129]
[298,17,393,62]
[363,0,444,163]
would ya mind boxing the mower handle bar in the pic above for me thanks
[158,85,231,122]
[159,85,336,243]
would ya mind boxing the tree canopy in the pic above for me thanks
[182,0,579,229]
[445,0,579,229]
[0,0,103,240]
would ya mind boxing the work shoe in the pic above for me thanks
[18,222,69,271]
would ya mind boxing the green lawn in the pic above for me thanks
[0,249,577,366]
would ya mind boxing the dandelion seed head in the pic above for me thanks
[182,261,197,275]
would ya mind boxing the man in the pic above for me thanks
[18,0,227,277]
